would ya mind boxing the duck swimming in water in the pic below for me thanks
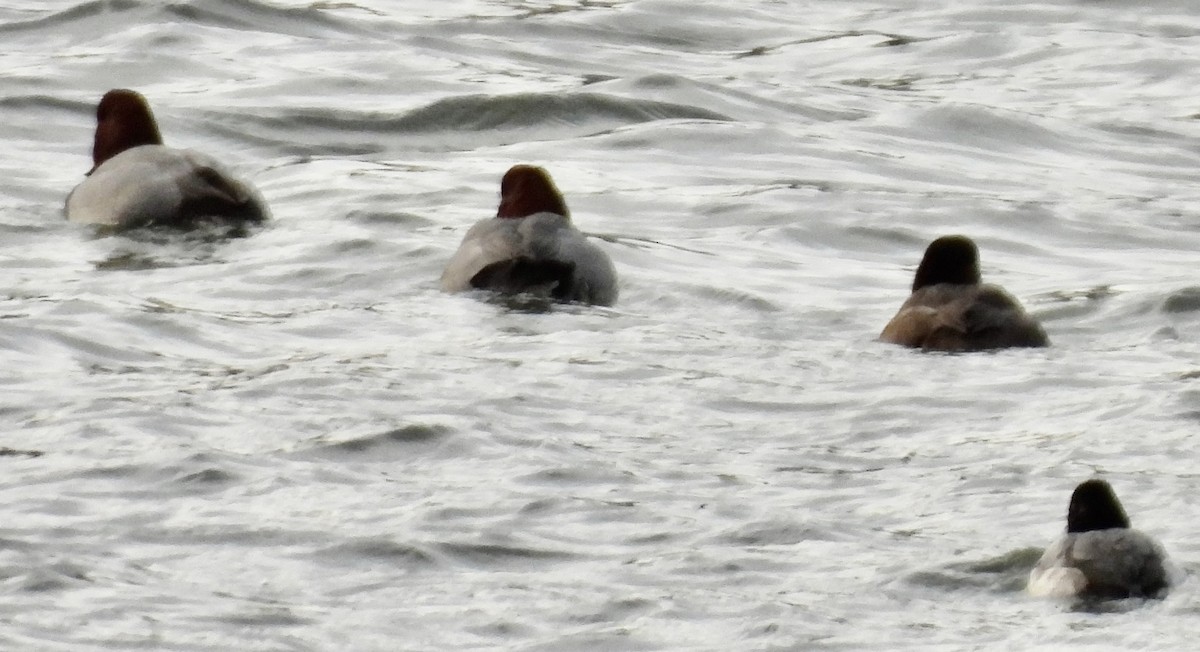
[66,89,268,229]
[880,235,1048,351]
[1028,478,1175,600]
[440,165,618,306]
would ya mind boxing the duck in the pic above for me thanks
[879,235,1048,351]
[440,164,618,306]
[66,89,268,229]
[1028,478,1175,600]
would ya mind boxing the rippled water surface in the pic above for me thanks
[3,1,1200,649]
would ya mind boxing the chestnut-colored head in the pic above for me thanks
[90,89,163,172]
[1067,479,1131,533]
[912,234,981,292]
[497,165,570,219]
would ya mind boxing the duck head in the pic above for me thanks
[1067,479,1131,533]
[90,89,163,173]
[912,235,982,292]
[497,164,570,219]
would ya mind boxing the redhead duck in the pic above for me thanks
[66,89,268,228]
[880,235,1048,351]
[1028,479,1174,600]
[440,165,618,306]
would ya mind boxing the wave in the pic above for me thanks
[227,91,731,156]
[0,0,365,39]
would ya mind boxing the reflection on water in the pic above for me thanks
[90,222,260,271]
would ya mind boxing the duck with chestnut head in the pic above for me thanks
[441,165,618,306]
[66,89,268,229]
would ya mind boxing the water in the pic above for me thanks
[2,1,1200,649]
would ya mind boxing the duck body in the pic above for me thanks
[1029,529,1172,599]
[880,235,1048,351]
[441,165,618,306]
[880,282,1049,351]
[441,211,617,306]
[66,89,268,229]
[66,144,267,228]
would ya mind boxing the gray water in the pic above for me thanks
[2,1,1200,649]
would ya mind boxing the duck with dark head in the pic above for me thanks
[880,235,1048,351]
[1029,479,1175,600]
